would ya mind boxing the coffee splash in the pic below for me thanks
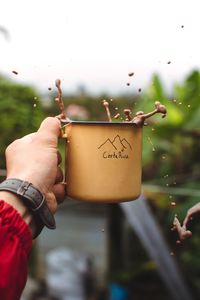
[171,215,192,241]
[102,99,112,122]
[54,79,167,127]
[55,79,70,122]
[114,113,120,120]
[102,99,167,126]
[131,101,167,127]
[124,109,132,121]
[172,202,200,242]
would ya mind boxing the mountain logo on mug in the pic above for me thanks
[98,135,132,159]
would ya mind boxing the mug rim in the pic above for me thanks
[61,120,140,127]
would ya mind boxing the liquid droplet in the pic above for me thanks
[147,137,155,151]
[128,72,134,77]
[114,113,120,119]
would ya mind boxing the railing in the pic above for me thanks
[143,183,200,198]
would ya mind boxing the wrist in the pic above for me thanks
[0,178,56,237]
[0,191,36,237]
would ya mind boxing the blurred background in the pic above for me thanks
[1,0,200,299]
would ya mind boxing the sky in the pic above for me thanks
[0,0,200,95]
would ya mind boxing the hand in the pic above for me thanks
[5,117,65,214]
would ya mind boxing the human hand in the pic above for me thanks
[5,117,65,214]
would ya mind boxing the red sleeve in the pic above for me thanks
[0,200,32,300]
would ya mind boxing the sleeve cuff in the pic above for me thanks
[0,200,32,255]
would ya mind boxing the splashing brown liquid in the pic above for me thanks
[128,72,134,77]
[171,215,192,241]
[123,109,132,121]
[114,113,120,119]
[101,99,167,125]
[102,99,112,122]
[55,79,69,121]
[172,202,200,242]
[132,101,167,127]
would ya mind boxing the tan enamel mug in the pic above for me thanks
[61,121,142,203]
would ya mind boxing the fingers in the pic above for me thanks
[57,151,62,165]
[45,192,58,214]
[52,183,66,204]
[55,166,64,183]
[43,183,65,215]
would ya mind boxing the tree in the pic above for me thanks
[0,75,44,169]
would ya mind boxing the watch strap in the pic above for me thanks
[0,178,56,231]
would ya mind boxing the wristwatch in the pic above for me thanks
[0,178,56,237]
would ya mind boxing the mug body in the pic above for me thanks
[62,121,142,203]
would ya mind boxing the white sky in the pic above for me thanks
[0,0,200,95]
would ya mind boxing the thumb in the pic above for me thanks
[37,117,61,142]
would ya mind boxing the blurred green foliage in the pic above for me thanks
[135,70,200,294]
[0,75,44,168]
[1,70,200,295]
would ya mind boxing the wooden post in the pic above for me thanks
[107,203,124,280]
